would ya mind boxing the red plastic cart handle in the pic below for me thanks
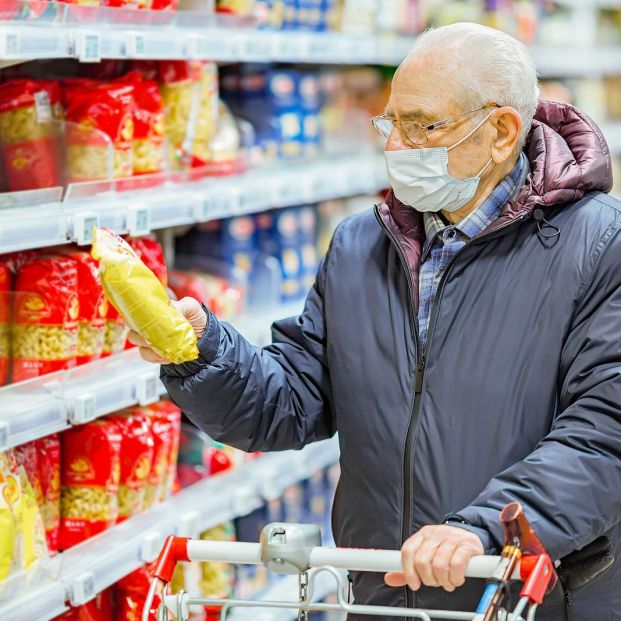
[153,535,191,582]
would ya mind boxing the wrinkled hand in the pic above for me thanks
[128,297,207,365]
[385,525,484,593]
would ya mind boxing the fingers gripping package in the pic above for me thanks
[91,228,198,364]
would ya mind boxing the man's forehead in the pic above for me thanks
[387,57,461,120]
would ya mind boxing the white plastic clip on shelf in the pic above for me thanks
[0,438,340,621]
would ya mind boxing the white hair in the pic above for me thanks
[406,22,539,147]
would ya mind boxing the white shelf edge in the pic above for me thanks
[0,438,340,621]
[0,302,304,450]
[0,152,386,255]
[0,23,412,64]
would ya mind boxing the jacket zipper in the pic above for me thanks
[375,205,529,609]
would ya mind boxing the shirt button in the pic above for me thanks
[445,228,456,240]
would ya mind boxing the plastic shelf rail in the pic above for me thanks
[0,438,340,621]
[0,302,304,451]
[0,153,387,255]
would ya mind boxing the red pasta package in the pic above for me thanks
[148,401,181,501]
[115,564,161,621]
[107,410,154,522]
[59,419,122,550]
[0,259,10,386]
[126,236,168,286]
[62,251,106,365]
[37,433,61,554]
[12,255,79,382]
[140,405,173,509]
[65,83,134,183]
[117,73,165,175]
[13,440,44,511]
[52,589,112,621]
[0,80,63,192]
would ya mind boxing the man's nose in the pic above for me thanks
[385,127,414,152]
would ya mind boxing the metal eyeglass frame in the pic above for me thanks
[371,103,500,146]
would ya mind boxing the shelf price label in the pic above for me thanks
[70,572,96,606]
[0,421,10,452]
[127,205,151,237]
[72,212,100,246]
[127,32,148,58]
[136,371,160,406]
[68,393,97,425]
[0,31,20,58]
[75,31,101,63]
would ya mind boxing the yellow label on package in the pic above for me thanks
[91,228,199,364]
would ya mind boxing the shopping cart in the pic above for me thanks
[144,502,557,621]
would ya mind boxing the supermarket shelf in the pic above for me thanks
[229,568,344,621]
[0,8,412,65]
[0,301,303,451]
[0,437,341,621]
[532,45,621,77]
[0,152,387,255]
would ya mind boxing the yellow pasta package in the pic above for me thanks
[16,467,47,572]
[0,453,18,583]
[91,228,198,364]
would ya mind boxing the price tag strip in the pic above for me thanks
[127,205,151,237]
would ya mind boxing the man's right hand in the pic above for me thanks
[128,296,207,364]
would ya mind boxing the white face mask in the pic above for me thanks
[384,110,494,213]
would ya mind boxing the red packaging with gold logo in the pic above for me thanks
[65,83,135,183]
[0,80,63,192]
[117,73,165,175]
[139,404,173,509]
[36,433,61,554]
[12,255,79,383]
[148,400,181,501]
[0,260,10,386]
[107,410,154,522]
[61,251,106,365]
[59,419,122,550]
[115,564,162,621]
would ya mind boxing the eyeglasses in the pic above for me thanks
[371,103,499,146]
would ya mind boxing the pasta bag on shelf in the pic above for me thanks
[0,80,64,192]
[107,410,154,522]
[37,433,61,554]
[117,73,165,175]
[59,419,122,549]
[190,62,220,168]
[65,84,134,183]
[91,228,198,364]
[61,251,106,365]
[158,60,199,171]
[0,452,18,583]
[12,254,79,383]
[0,260,10,387]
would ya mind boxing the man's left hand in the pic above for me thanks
[385,525,484,592]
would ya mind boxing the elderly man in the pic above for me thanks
[134,23,621,619]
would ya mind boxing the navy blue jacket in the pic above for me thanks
[162,102,621,620]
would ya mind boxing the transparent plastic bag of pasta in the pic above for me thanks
[0,80,63,192]
[65,84,134,183]
[107,410,154,522]
[0,260,10,387]
[12,255,79,383]
[117,73,165,175]
[0,453,18,583]
[59,419,122,550]
[61,251,106,365]
[36,434,61,554]
[91,228,198,364]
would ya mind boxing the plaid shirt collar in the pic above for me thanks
[422,152,529,257]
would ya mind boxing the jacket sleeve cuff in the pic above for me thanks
[445,521,498,555]
[160,306,220,378]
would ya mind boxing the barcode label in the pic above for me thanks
[4,33,19,56]
[34,90,52,122]
[76,32,101,63]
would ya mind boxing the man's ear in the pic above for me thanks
[491,106,522,163]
